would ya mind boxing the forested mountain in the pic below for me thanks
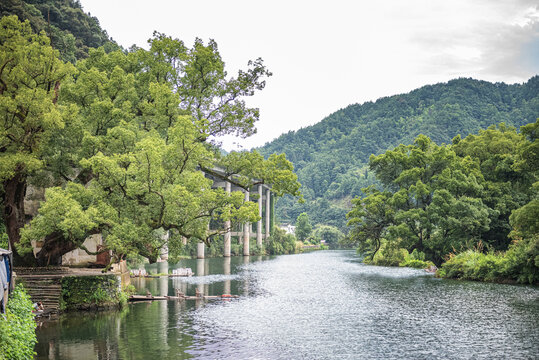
[0,0,119,62]
[259,77,539,229]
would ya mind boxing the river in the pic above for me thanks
[35,250,539,359]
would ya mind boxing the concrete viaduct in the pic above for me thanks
[195,170,274,259]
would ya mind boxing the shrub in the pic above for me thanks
[398,249,435,269]
[503,235,539,284]
[0,284,37,360]
[230,243,242,256]
[438,236,538,285]
[400,259,435,269]
[266,226,299,255]
[368,239,407,266]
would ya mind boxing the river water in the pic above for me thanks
[35,251,539,359]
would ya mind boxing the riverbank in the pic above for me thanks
[435,247,538,285]
[355,236,538,285]
[15,267,128,312]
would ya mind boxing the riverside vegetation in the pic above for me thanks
[0,285,37,360]
[345,121,538,284]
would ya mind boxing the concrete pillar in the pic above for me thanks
[265,189,271,238]
[196,259,205,306]
[243,189,250,256]
[197,242,205,259]
[223,257,231,295]
[224,181,232,257]
[257,185,263,247]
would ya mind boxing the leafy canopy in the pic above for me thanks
[4,18,299,264]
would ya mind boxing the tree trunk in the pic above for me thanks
[35,232,78,266]
[3,173,27,252]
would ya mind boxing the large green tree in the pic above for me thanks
[1,17,300,265]
[346,187,393,259]
[348,135,491,265]
[452,124,535,249]
[0,16,74,255]
[295,212,312,242]
[312,224,344,247]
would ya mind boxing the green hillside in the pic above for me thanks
[259,77,539,229]
[0,0,119,62]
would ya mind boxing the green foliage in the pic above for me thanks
[0,15,74,183]
[249,240,265,256]
[437,250,506,282]
[504,235,539,284]
[0,222,8,249]
[2,18,299,264]
[348,118,538,276]
[348,135,491,265]
[266,226,298,255]
[295,212,312,241]
[346,186,393,259]
[399,249,435,269]
[312,224,344,248]
[452,124,535,249]
[399,259,432,269]
[509,199,539,240]
[438,235,538,285]
[0,284,37,360]
[260,77,539,229]
[366,239,408,267]
[0,0,119,62]
[60,275,122,310]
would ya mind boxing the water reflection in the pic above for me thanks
[35,252,539,360]
[223,257,231,295]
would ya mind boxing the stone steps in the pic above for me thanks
[17,276,63,310]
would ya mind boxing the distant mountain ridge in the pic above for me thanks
[259,76,539,229]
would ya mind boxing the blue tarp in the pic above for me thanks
[0,248,13,314]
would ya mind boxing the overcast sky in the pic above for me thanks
[80,0,539,151]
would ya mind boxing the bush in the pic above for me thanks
[503,235,539,284]
[399,249,435,269]
[437,236,538,284]
[230,243,242,256]
[266,226,299,255]
[0,222,9,249]
[367,239,407,266]
[0,284,37,360]
[400,259,435,269]
[249,240,265,256]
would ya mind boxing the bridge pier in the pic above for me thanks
[243,189,250,256]
[197,242,205,259]
[257,185,263,247]
[203,169,273,257]
[266,188,271,239]
[224,181,232,257]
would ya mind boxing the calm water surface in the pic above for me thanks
[35,251,539,359]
